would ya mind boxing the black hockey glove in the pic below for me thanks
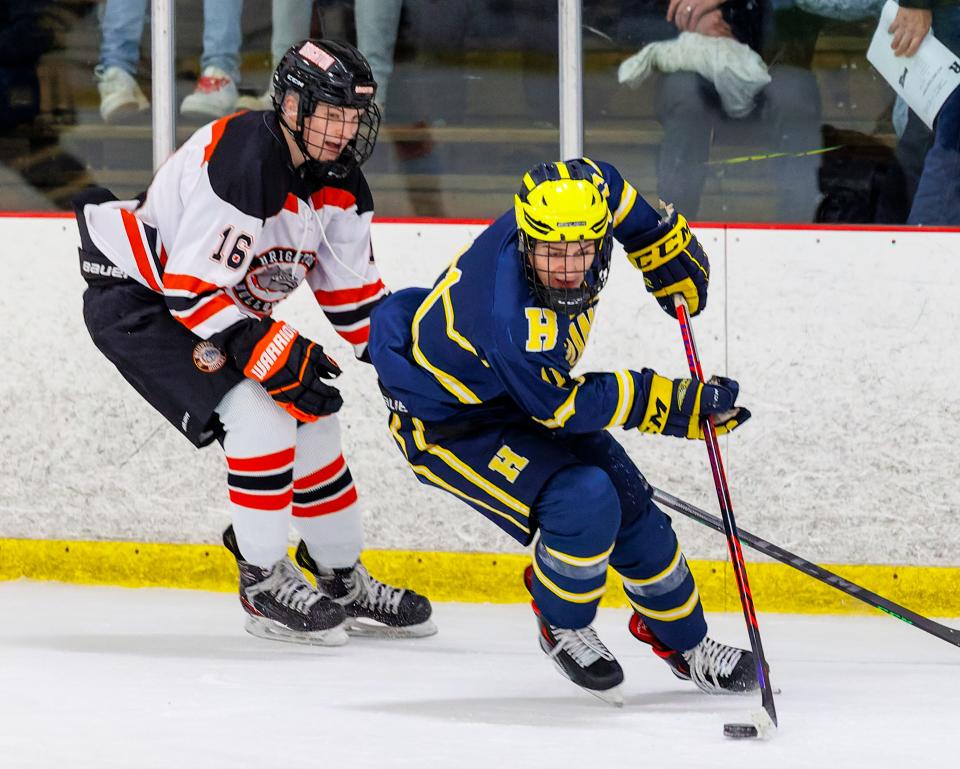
[636,374,750,439]
[221,318,343,422]
[625,210,710,317]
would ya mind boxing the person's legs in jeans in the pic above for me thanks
[354,0,403,111]
[896,6,960,217]
[181,0,243,117]
[908,89,960,225]
[97,0,150,121]
[200,0,243,83]
[655,72,718,217]
[905,6,960,225]
[759,65,822,222]
[98,0,148,74]
[271,0,315,69]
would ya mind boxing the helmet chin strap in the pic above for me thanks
[278,111,347,181]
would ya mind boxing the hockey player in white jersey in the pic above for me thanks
[75,39,434,645]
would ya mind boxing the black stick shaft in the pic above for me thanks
[673,296,778,727]
[651,486,960,648]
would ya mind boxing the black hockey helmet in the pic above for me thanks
[272,39,381,179]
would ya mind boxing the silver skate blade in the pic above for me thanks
[549,657,625,708]
[344,617,438,639]
[244,616,349,647]
[586,684,624,708]
[700,683,782,697]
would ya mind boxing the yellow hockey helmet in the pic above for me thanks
[514,160,612,313]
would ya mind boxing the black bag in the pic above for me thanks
[815,125,910,224]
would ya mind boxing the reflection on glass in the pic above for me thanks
[595,0,958,224]
[1,0,956,224]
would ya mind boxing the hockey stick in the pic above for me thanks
[651,486,960,648]
[672,294,778,735]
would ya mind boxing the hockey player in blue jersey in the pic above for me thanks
[368,158,760,705]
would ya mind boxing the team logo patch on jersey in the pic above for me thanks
[231,248,318,314]
[193,341,227,373]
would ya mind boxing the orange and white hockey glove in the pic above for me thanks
[225,318,343,422]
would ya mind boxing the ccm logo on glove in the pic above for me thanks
[638,373,749,440]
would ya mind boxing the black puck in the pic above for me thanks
[723,722,759,739]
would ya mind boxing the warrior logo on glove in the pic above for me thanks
[219,318,343,423]
[625,209,709,317]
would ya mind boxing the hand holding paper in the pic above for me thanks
[867,0,960,129]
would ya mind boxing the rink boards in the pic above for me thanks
[1,215,958,612]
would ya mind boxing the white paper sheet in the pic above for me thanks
[867,0,960,129]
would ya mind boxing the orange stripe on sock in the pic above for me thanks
[337,325,370,345]
[227,447,296,472]
[228,489,292,511]
[294,455,346,489]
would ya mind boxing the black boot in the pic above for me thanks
[223,526,347,646]
[628,612,759,693]
[296,542,436,638]
[524,565,624,706]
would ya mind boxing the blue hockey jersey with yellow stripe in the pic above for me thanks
[369,159,674,433]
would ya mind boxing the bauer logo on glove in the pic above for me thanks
[625,209,710,317]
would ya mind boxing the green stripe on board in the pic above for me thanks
[1,538,958,616]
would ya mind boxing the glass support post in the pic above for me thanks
[151,0,176,170]
[558,0,583,159]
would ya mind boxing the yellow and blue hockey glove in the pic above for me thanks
[637,374,749,439]
[625,210,709,317]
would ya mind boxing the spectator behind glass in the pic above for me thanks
[887,0,960,224]
[237,0,315,111]
[95,0,243,123]
[0,0,55,133]
[0,0,55,209]
[618,0,825,222]
[235,1,406,116]
[355,0,404,114]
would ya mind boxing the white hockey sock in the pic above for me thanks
[290,414,364,569]
[216,380,298,568]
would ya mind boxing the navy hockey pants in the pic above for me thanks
[388,413,707,651]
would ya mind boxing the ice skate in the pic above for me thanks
[223,526,348,647]
[296,542,436,638]
[628,613,759,693]
[524,565,624,705]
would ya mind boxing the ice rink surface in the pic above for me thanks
[1,582,957,769]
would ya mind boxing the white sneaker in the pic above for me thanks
[180,66,239,119]
[95,66,149,124]
[235,87,274,112]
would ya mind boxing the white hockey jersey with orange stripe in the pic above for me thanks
[81,110,385,359]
